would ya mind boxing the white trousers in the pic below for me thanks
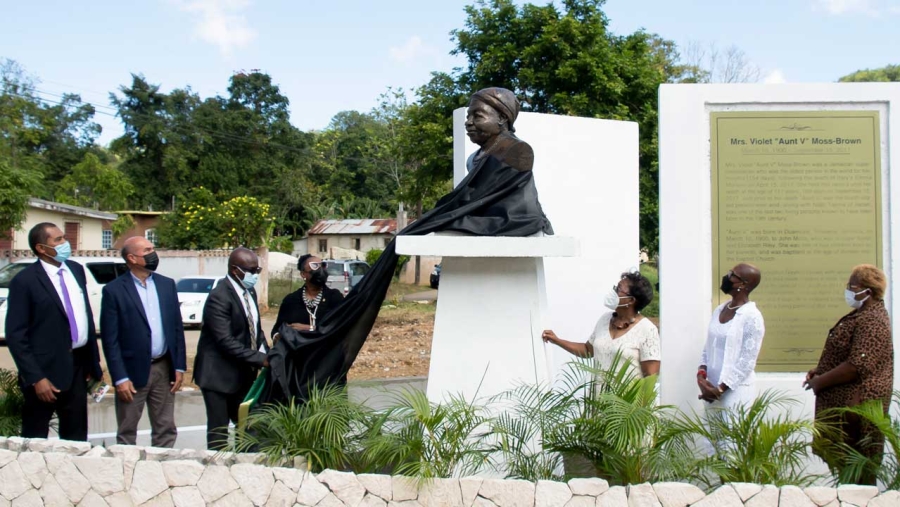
[702,383,756,456]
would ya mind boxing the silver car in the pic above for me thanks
[323,259,371,295]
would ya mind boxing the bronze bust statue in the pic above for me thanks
[465,87,534,172]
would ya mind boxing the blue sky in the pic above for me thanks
[2,0,898,146]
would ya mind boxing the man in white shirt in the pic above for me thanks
[5,223,103,440]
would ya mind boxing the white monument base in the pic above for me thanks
[395,233,578,404]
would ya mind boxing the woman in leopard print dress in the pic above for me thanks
[805,264,893,485]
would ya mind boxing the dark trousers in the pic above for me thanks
[201,383,251,450]
[21,348,89,441]
[115,356,177,448]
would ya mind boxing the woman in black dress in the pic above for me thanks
[272,254,344,340]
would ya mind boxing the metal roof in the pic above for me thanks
[29,198,118,221]
[307,219,397,235]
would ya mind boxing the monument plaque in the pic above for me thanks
[710,111,882,371]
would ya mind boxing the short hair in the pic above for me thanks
[852,264,887,300]
[621,271,654,312]
[298,254,314,272]
[120,246,130,261]
[28,222,57,255]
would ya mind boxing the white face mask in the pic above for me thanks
[844,288,870,309]
[603,288,632,311]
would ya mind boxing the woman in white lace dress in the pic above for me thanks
[542,271,660,378]
[697,263,765,411]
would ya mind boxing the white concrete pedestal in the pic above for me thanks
[396,233,578,404]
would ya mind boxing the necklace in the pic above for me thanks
[611,312,637,330]
[726,301,745,310]
[302,288,324,331]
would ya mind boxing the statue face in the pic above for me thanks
[465,100,504,146]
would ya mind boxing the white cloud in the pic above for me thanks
[389,36,435,64]
[172,0,256,56]
[813,0,900,15]
[763,70,787,84]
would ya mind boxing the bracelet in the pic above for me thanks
[697,369,707,379]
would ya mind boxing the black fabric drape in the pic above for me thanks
[258,152,553,405]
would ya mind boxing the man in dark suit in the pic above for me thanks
[193,247,268,449]
[101,236,186,447]
[5,222,103,441]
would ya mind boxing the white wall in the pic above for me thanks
[658,84,900,421]
[307,234,392,257]
[453,109,640,380]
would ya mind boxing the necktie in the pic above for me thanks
[58,269,79,344]
[242,289,258,351]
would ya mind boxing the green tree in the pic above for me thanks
[220,196,274,248]
[0,159,42,239]
[156,187,222,249]
[839,64,900,82]
[55,152,135,210]
[429,0,683,253]
[0,59,100,199]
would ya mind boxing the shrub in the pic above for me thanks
[366,248,383,266]
[0,368,24,436]
[232,383,375,472]
[673,390,820,487]
[363,389,491,479]
[820,392,900,488]
[268,235,294,255]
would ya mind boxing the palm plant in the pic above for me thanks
[362,388,492,479]
[491,355,695,484]
[820,392,900,488]
[488,381,573,481]
[673,390,820,487]
[232,383,376,472]
[546,356,695,485]
[0,368,24,436]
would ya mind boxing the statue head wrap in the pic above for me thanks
[470,87,520,133]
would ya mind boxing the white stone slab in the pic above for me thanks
[453,110,641,388]
[426,256,552,404]
[395,233,577,258]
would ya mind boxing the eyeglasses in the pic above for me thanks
[727,270,747,284]
[234,265,262,275]
[306,261,322,271]
[613,284,631,296]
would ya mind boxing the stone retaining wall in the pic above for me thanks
[1,437,898,507]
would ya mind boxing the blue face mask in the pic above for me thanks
[44,241,71,263]
[236,267,259,289]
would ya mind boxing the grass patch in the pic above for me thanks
[640,262,659,319]
[268,277,299,307]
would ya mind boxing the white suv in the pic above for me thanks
[0,257,128,343]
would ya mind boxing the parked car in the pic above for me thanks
[176,276,223,327]
[323,259,371,295]
[430,264,441,289]
[0,257,128,344]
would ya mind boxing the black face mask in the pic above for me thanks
[143,251,160,272]
[720,274,733,294]
[309,268,328,287]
